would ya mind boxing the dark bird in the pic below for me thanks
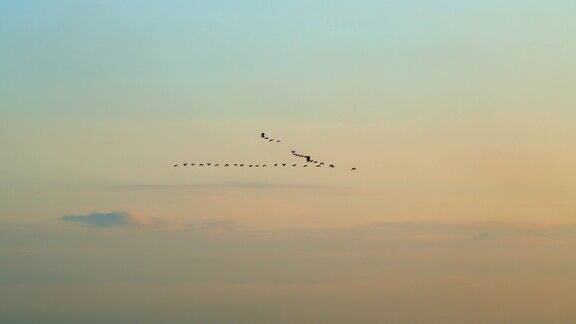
[207,163,211,166]
[282,163,286,166]
[214,164,219,166]
[262,165,266,167]
[276,140,281,142]
[199,164,204,166]
[269,139,273,142]
[240,164,244,167]
[351,168,357,171]
[173,164,178,167]
[191,163,195,166]
[274,163,278,166]
[183,163,187,166]
[291,150,296,154]
[329,164,335,168]
[303,165,308,167]
[234,164,238,166]
[292,164,297,167]
[316,164,321,167]
[225,164,229,167]
[255,165,259,167]
[249,165,253,167]
[306,156,312,162]
[261,133,265,138]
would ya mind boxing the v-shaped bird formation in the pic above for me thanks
[172,132,357,172]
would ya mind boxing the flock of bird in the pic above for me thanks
[172,132,357,172]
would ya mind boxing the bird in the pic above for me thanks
[173,164,178,167]
[291,150,296,154]
[316,164,321,167]
[255,165,259,167]
[225,164,229,167]
[351,167,357,171]
[329,164,335,168]
[249,165,253,167]
[306,156,312,162]
[214,164,219,166]
[199,164,204,166]
[207,163,211,166]
[276,140,281,143]
[292,164,297,167]
[191,163,195,166]
[282,163,286,166]
[269,139,273,142]
[240,164,244,167]
[274,163,278,166]
[183,163,187,166]
[262,165,266,167]
[261,133,265,138]
[303,165,308,167]
[234,164,237,166]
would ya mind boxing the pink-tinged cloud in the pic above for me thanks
[61,211,165,228]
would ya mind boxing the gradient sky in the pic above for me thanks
[2,1,576,323]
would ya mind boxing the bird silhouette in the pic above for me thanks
[274,163,278,166]
[199,164,204,166]
[240,164,244,167]
[303,165,308,167]
[329,164,335,168]
[276,140,281,142]
[249,165,253,167]
[207,163,211,166]
[269,139,273,142]
[173,164,178,167]
[183,163,187,166]
[292,164,297,167]
[225,164,229,167]
[234,164,237,166]
[261,133,265,138]
[282,163,286,166]
[262,165,267,167]
[191,163,195,166]
[351,167,357,171]
[291,150,296,154]
[214,164,219,166]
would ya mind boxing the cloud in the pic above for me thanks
[61,211,165,228]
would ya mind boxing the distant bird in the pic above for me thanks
[214,164,219,166]
[291,150,296,154]
[306,156,311,162]
[207,163,211,166]
[240,164,244,167]
[276,140,281,142]
[261,133,265,138]
[249,165,253,167]
[255,165,259,167]
[225,164,229,167]
[316,164,321,167]
[269,139,273,142]
[351,167,357,171]
[274,163,278,166]
[329,164,335,168]
[282,163,286,166]
[262,165,266,167]
[303,165,308,167]
[191,163,195,166]
[199,164,204,166]
[292,164,297,167]
[183,163,187,166]
[234,164,237,166]
[173,164,178,167]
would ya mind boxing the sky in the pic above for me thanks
[1,1,576,323]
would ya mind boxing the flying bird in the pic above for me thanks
[173,164,178,167]
[329,164,335,168]
[351,167,357,171]
[261,133,265,138]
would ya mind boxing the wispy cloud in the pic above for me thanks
[104,182,331,191]
[61,211,166,228]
